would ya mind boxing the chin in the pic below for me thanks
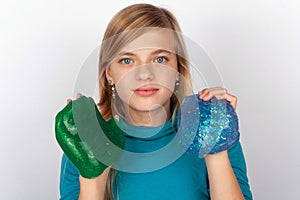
[128,103,162,112]
[128,98,171,112]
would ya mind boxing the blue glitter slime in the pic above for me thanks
[177,94,240,158]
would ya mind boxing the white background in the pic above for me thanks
[1,0,299,199]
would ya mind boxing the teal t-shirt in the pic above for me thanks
[59,118,253,200]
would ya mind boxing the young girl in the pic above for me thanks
[56,3,252,200]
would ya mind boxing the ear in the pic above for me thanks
[105,66,114,84]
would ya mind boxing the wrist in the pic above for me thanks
[79,167,111,200]
[204,150,228,163]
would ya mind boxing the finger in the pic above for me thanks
[202,92,213,101]
[209,87,227,97]
[198,89,206,95]
[66,98,72,104]
[76,93,82,99]
[199,89,209,99]
[210,88,237,110]
[215,93,227,100]
[225,93,237,110]
[198,89,204,96]
[214,89,227,100]
[201,87,225,100]
[199,87,228,100]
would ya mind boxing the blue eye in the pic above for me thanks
[121,58,132,64]
[155,57,166,63]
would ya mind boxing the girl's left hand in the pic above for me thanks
[198,87,237,111]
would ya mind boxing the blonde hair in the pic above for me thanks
[97,3,192,199]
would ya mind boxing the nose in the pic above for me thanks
[135,65,154,81]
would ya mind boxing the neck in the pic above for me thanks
[124,105,171,127]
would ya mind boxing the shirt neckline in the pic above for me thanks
[119,117,176,141]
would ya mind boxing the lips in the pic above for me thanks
[134,87,159,97]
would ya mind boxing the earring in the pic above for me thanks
[174,79,180,95]
[108,80,116,99]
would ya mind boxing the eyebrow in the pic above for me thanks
[117,49,172,57]
[151,49,172,55]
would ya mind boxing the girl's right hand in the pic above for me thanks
[55,93,125,179]
[66,92,83,104]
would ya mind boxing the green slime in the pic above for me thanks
[55,96,125,178]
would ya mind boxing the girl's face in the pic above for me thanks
[106,29,179,114]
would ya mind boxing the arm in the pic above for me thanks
[205,150,244,200]
[228,142,253,200]
[56,96,125,200]
[205,142,253,200]
[78,167,111,200]
[60,154,110,200]
[198,88,252,199]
